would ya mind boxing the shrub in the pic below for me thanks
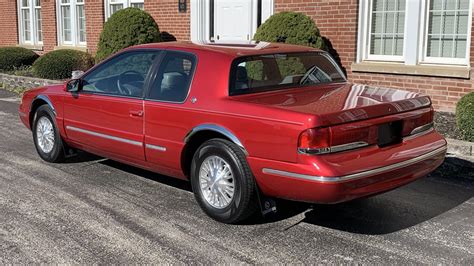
[456,92,474,142]
[95,8,161,62]
[0,47,39,71]
[32,49,94,80]
[253,12,326,50]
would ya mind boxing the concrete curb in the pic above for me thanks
[446,138,474,157]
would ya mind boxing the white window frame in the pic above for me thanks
[104,0,144,20]
[419,0,473,65]
[56,0,86,47]
[357,0,472,67]
[17,0,43,46]
[364,0,407,62]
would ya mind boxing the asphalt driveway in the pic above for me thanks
[0,89,473,264]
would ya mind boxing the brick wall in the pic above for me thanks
[41,0,57,52]
[274,0,474,113]
[85,0,105,54]
[0,0,18,46]
[146,0,190,41]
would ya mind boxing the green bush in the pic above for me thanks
[253,12,326,50]
[32,49,94,80]
[456,92,474,142]
[95,8,161,62]
[0,47,39,71]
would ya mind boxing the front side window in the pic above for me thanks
[105,0,145,19]
[18,0,42,45]
[230,53,346,95]
[147,52,196,103]
[81,51,159,97]
[57,0,86,46]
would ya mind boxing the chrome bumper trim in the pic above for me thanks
[262,145,447,183]
[66,126,143,146]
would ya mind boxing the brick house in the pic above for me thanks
[0,0,472,112]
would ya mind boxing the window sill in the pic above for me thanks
[54,45,88,52]
[17,44,43,51]
[351,62,471,79]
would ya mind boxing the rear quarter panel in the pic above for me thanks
[144,50,311,177]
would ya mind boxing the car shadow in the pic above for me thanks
[65,151,473,234]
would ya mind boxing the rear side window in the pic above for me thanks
[229,52,346,95]
[148,51,196,103]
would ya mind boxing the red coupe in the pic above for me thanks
[19,42,447,223]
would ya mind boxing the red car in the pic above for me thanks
[19,42,447,223]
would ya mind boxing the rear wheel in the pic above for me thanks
[190,139,258,223]
[32,105,65,163]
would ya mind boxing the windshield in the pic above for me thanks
[229,52,346,95]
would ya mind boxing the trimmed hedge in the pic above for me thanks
[456,92,474,142]
[96,8,161,62]
[253,12,326,50]
[0,47,39,71]
[32,49,94,80]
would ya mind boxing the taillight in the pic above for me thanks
[298,126,370,155]
[298,127,331,154]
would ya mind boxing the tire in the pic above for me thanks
[32,105,66,163]
[190,138,258,224]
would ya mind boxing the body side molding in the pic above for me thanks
[184,124,248,155]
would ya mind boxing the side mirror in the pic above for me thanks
[65,79,81,92]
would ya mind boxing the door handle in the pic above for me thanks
[129,110,143,117]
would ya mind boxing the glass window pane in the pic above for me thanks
[22,9,31,41]
[35,0,41,7]
[131,3,144,9]
[110,4,123,15]
[35,8,42,42]
[61,5,71,42]
[149,52,197,102]
[22,0,29,7]
[426,0,470,59]
[82,52,159,97]
[76,4,86,43]
[369,0,406,56]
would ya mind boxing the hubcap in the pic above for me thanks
[36,116,55,153]
[199,155,235,209]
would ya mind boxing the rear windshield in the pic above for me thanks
[229,52,346,95]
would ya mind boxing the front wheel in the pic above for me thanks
[32,105,65,163]
[190,139,258,223]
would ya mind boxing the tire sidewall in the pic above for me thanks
[191,140,251,223]
[32,105,63,162]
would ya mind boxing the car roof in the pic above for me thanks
[132,41,321,58]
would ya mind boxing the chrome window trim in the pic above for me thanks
[264,145,446,183]
[66,126,142,146]
[145,144,167,152]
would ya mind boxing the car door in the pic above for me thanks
[144,51,197,177]
[63,50,160,162]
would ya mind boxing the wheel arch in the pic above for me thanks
[181,124,248,177]
[29,95,56,128]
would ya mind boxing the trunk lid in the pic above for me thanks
[231,83,431,127]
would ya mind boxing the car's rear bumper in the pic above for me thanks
[248,131,447,204]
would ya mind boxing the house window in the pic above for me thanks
[18,0,43,46]
[358,0,472,66]
[369,0,405,60]
[57,0,86,46]
[105,0,145,19]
